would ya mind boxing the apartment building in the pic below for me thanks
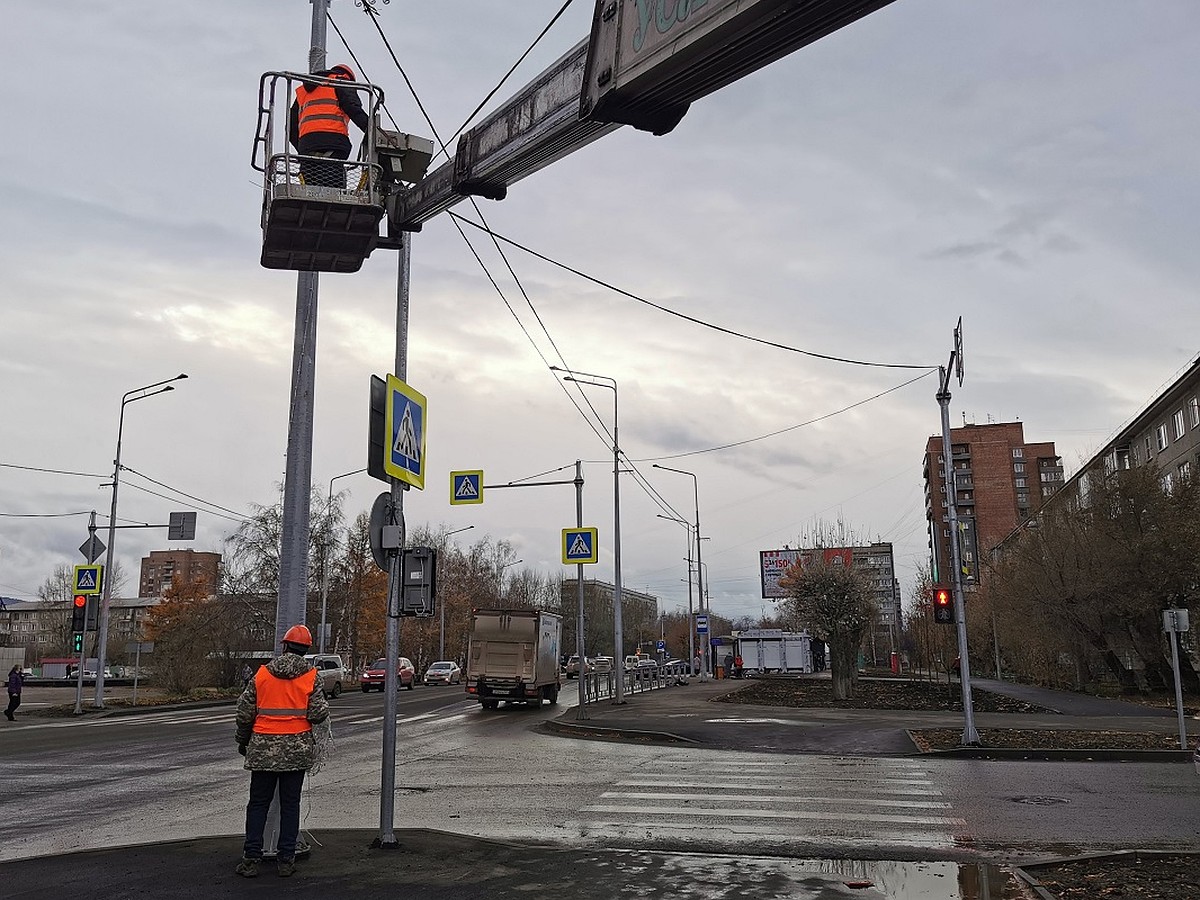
[0,597,160,660]
[139,549,221,597]
[923,422,1063,585]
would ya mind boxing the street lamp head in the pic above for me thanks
[175,373,188,380]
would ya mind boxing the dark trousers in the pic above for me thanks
[243,770,305,860]
[5,692,18,718]
[298,135,351,188]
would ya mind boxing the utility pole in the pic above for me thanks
[378,236,411,848]
[936,318,979,745]
[276,0,329,648]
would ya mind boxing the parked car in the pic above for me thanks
[360,657,415,692]
[565,655,593,678]
[623,655,641,671]
[592,656,615,674]
[423,660,462,686]
[635,657,659,672]
[304,653,346,698]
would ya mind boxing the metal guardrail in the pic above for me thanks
[579,667,682,703]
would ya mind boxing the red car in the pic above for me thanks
[360,656,415,692]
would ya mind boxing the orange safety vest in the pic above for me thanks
[296,76,350,138]
[252,666,317,735]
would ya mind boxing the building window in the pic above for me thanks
[1180,460,1192,483]
[1190,397,1199,428]
[1017,492,1029,505]
[1157,424,1168,451]
[1174,409,1186,440]
[1161,471,1175,494]
[1012,448,1024,458]
[1146,436,1153,458]
[1013,462,1026,474]
[1015,477,1026,488]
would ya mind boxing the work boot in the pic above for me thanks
[277,858,296,877]
[234,857,259,878]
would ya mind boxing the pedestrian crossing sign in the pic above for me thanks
[562,527,598,565]
[384,373,427,490]
[450,470,483,505]
[73,564,103,595]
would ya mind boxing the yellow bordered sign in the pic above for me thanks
[450,470,483,505]
[562,527,598,565]
[384,373,427,490]
[73,564,103,595]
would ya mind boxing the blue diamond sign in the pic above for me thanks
[384,373,427,490]
[562,527,598,565]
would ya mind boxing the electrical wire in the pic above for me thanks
[450,214,935,370]
[122,466,249,520]
[628,369,937,462]
[357,7,686,525]
[0,462,106,478]
[121,482,246,525]
[0,510,92,518]
[444,0,578,148]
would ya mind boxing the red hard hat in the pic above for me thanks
[329,64,355,81]
[282,624,312,647]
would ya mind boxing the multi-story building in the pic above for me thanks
[559,579,659,658]
[0,597,160,662]
[922,422,1063,585]
[851,543,899,661]
[139,549,221,597]
[1104,356,1200,490]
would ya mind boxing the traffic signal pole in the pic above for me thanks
[936,320,979,745]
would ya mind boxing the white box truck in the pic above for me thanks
[466,609,562,709]
[735,629,814,675]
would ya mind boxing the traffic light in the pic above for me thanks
[933,585,955,624]
[71,594,87,653]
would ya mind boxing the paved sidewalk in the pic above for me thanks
[544,675,1191,756]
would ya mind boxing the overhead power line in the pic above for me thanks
[0,462,106,478]
[450,213,933,370]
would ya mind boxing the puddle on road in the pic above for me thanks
[641,855,1027,900]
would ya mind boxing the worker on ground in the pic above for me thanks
[288,64,370,188]
[234,624,328,878]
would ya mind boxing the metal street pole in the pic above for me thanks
[554,368,624,704]
[440,525,474,660]
[379,233,411,847]
[653,464,709,681]
[498,559,522,604]
[276,0,329,650]
[93,374,186,707]
[573,460,588,720]
[320,468,366,654]
[937,348,979,745]
[657,514,694,674]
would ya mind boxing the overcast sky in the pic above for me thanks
[3,1,1198,624]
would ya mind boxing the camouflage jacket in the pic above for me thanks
[235,652,329,772]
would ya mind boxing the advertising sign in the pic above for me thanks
[759,547,855,599]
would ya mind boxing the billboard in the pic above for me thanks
[759,547,856,599]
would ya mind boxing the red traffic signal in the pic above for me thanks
[933,585,954,624]
[71,595,88,632]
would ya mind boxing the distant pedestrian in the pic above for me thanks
[733,654,743,678]
[5,665,23,720]
[723,652,734,678]
[234,625,329,878]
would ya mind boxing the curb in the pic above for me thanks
[914,745,1193,762]
[34,698,237,720]
[1011,849,1200,900]
[541,718,698,745]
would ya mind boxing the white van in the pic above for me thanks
[304,653,346,698]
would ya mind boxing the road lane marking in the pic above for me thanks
[600,791,951,809]
[580,805,965,826]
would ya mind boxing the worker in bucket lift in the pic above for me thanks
[288,64,370,188]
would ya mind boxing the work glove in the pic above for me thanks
[237,744,247,757]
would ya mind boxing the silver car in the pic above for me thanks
[304,653,346,698]
[423,660,462,686]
